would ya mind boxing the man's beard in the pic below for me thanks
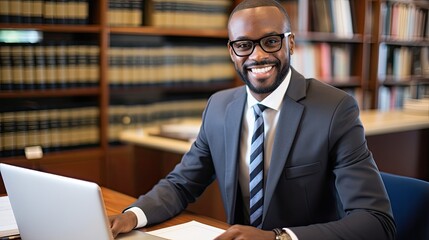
[237,59,290,94]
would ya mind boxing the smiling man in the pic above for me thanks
[110,1,396,239]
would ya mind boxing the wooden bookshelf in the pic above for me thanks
[1,0,427,194]
[369,0,429,110]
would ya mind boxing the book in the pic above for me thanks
[0,196,19,238]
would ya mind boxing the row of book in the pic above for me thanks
[378,86,411,111]
[291,42,352,82]
[108,98,207,143]
[146,0,231,29]
[0,43,99,90]
[381,2,429,40]
[0,106,99,157]
[378,45,429,80]
[0,0,90,24]
[300,0,354,38]
[108,0,143,26]
[108,45,235,87]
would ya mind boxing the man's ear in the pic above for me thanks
[289,33,295,55]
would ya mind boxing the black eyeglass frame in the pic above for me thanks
[228,32,292,57]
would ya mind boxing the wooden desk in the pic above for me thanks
[101,187,229,231]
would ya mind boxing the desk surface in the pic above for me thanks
[101,187,229,231]
[120,110,429,154]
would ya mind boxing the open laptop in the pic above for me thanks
[0,163,166,240]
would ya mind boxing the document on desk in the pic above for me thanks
[148,220,225,240]
[0,196,19,237]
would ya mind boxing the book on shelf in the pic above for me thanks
[331,0,354,38]
[108,42,234,88]
[310,0,333,33]
[0,99,99,158]
[291,42,351,83]
[297,0,353,36]
[145,0,231,29]
[381,2,428,40]
[108,0,143,26]
[0,41,99,91]
[0,0,89,24]
[378,45,428,82]
[378,86,411,111]
[108,98,207,144]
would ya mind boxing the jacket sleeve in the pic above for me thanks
[128,97,217,226]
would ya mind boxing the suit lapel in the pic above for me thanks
[263,68,307,222]
[224,87,247,223]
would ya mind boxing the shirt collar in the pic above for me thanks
[246,68,291,111]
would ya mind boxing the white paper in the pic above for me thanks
[0,196,19,237]
[148,220,225,240]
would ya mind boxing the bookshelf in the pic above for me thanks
[1,0,427,194]
[369,0,429,110]
[0,0,236,193]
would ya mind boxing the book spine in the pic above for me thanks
[32,0,44,23]
[0,0,10,23]
[9,0,22,23]
[11,45,24,90]
[55,42,68,88]
[22,44,35,89]
[43,0,55,24]
[66,44,78,88]
[0,45,13,90]
[1,112,17,157]
[44,43,57,89]
[34,44,46,89]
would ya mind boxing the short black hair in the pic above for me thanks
[229,0,292,31]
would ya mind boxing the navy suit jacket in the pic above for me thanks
[131,68,396,239]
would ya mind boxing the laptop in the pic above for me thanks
[0,163,166,240]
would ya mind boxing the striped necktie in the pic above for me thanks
[249,104,267,228]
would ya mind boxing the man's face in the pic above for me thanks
[228,6,294,100]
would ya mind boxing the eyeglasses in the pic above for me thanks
[229,32,292,57]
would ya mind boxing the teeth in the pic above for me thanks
[250,66,272,74]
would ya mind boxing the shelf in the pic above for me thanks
[295,32,365,43]
[109,82,235,95]
[379,37,429,46]
[0,87,100,98]
[326,77,362,88]
[0,23,101,33]
[380,76,429,86]
[109,26,228,38]
[0,147,102,161]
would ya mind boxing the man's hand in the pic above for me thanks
[214,225,275,240]
[109,211,138,238]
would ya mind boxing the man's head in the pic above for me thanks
[228,0,295,101]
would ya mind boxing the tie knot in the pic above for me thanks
[253,104,267,117]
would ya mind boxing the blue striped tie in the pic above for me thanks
[249,104,267,228]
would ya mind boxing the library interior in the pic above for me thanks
[0,0,428,239]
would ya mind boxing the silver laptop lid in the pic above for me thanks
[0,163,165,240]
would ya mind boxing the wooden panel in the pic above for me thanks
[367,129,429,181]
[37,150,103,184]
[105,145,137,197]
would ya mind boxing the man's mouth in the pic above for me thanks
[249,66,273,74]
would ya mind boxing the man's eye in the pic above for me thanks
[264,38,280,46]
[235,42,252,50]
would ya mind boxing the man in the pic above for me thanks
[110,0,396,239]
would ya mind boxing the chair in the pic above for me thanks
[380,172,429,240]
